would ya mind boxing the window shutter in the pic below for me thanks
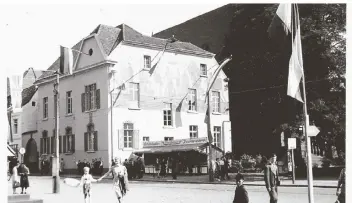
[45,137,50,154]
[50,137,53,154]
[84,132,88,152]
[71,134,75,153]
[96,89,100,109]
[52,137,56,154]
[59,136,62,153]
[118,130,124,149]
[133,130,140,149]
[81,93,85,112]
[63,136,67,153]
[40,138,43,154]
[94,131,98,151]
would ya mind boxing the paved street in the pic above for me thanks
[8,176,337,203]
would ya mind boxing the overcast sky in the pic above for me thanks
[0,4,224,76]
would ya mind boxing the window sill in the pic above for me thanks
[86,151,96,153]
[142,68,151,71]
[200,75,207,78]
[128,107,141,111]
[42,118,48,121]
[212,112,222,115]
[84,109,97,113]
[65,113,73,117]
[187,110,198,114]
[64,152,74,155]
[122,148,134,151]
[163,126,174,129]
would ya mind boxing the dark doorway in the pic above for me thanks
[24,137,39,173]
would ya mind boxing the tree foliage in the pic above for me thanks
[220,4,346,156]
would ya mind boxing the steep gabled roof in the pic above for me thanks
[21,85,37,107]
[36,23,213,83]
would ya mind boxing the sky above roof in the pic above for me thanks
[1,4,224,76]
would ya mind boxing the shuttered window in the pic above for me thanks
[84,124,98,152]
[81,83,100,112]
[63,127,75,153]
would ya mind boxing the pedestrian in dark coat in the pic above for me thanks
[233,173,249,203]
[264,154,280,203]
[18,163,30,194]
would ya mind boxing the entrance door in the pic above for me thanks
[24,137,39,173]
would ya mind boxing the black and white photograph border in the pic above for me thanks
[0,0,350,203]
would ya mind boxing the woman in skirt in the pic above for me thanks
[18,163,30,194]
[10,161,20,194]
[98,157,129,203]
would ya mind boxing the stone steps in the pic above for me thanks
[8,194,43,203]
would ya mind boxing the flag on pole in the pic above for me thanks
[60,46,74,75]
[268,4,304,103]
[175,99,184,128]
[149,45,167,75]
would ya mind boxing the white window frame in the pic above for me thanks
[13,119,18,134]
[124,123,134,148]
[43,97,48,119]
[189,125,198,139]
[66,91,73,115]
[164,137,174,141]
[85,83,96,111]
[188,89,197,111]
[200,64,207,76]
[163,103,172,126]
[143,137,150,142]
[213,126,221,148]
[211,91,220,113]
[129,83,140,108]
[144,55,151,69]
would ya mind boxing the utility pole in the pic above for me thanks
[53,71,60,193]
[206,56,232,182]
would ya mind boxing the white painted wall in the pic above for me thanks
[108,44,231,161]
[21,91,38,135]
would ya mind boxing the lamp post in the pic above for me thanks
[206,56,232,182]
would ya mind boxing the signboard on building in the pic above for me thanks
[143,137,208,147]
[19,147,26,155]
[288,138,296,150]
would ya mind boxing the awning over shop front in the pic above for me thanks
[133,137,224,155]
[7,145,16,157]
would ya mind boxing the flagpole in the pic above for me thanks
[206,56,232,182]
[293,4,314,203]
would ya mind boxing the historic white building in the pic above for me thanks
[29,24,231,172]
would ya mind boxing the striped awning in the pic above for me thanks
[7,145,16,157]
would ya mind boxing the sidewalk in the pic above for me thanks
[56,173,338,188]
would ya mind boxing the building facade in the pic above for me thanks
[31,24,231,172]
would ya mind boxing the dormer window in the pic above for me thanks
[144,55,151,69]
[200,64,207,77]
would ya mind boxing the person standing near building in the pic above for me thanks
[154,158,160,178]
[60,158,65,175]
[232,173,249,203]
[264,153,280,203]
[18,162,30,194]
[336,167,345,203]
[10,160,20,194]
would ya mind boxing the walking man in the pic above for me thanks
[264,153,280,203]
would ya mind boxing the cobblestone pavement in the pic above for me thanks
[8,176,338,203]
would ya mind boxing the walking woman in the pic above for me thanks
[10,160,20,194]
[98,157,129,203]
[18,162,30,194]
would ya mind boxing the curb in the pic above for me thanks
[128,179,337,189]
[32,175,337,189]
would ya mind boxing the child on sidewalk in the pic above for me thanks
[77,167,99,203]
[233,173,249,203]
